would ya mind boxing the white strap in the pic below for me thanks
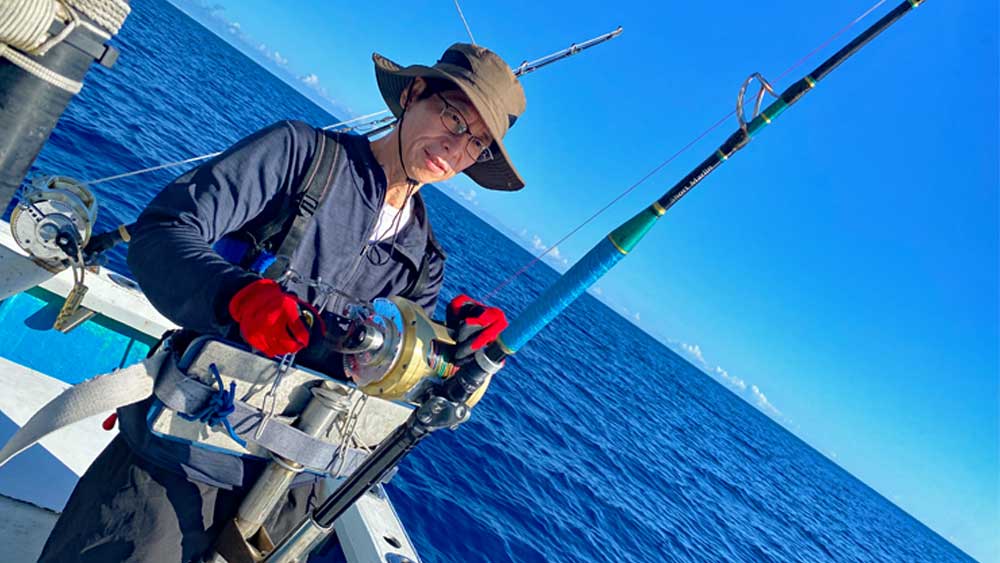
[0,350,165,468]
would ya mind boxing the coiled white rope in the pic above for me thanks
[0,0,129,94]
[0,0,57,52]
[65,0,129,36]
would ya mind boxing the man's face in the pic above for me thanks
[399,79,493,184]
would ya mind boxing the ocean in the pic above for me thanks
[18,0,974,561]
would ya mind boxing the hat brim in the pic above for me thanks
[373,53,525,192]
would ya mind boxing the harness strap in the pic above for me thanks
[261,130,343,280]
[0,350,367,475]
[0,352,164,468]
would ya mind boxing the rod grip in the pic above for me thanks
[502,237,626,352]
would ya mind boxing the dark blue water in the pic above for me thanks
[21,1,973,561]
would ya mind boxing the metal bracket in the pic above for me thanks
[414,396,469,431]
[46,20,120,68]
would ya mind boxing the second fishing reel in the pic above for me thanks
[9,176,98,265]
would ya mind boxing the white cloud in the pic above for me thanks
[250,40,288,67]
[271,51,288,66]
[529,235,569,266]
[632,312,641,322]
[227,21,241,33]
[704,358,784,422]
[681,342,707,367]
[714,366,747,391]
[292,71,348,114]
[672,345,786,424]
[436,181,481,207]
[587,285,605,301]
[751,384,781,417]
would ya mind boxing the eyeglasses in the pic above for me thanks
[436,94,494,163]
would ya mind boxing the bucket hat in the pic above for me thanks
[373,43,527,191]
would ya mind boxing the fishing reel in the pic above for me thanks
[9,176,98,265]
[310,297,494,408]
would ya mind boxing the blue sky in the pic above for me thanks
[172,1,997,560]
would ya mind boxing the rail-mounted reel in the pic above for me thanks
[10,176,98,264]
[330,296,493,408]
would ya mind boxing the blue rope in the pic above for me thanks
[179,363,247,448]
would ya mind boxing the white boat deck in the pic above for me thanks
[0,494,58,563]
[0,357,117,480]
[0,359,112,561]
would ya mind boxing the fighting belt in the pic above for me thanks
[0,335,413,476]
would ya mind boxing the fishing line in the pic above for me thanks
[80,111,391,186]
[482,110,733,301]
[482,0,889,302]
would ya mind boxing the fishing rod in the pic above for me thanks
[362,26,624,138]
[491,0,925,357]
[262,1,926,560]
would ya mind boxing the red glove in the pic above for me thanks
[446,294,508,359]
[228,279,320,357]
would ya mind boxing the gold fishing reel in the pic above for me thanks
[341,297,492,408]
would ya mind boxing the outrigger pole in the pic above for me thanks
[264,1,927,559]
[512,26,623,77]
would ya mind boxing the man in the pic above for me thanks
[39,43,527,562]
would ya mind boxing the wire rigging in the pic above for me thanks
[452,0,477,45]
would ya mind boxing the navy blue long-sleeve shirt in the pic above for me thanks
[127,120,444,336]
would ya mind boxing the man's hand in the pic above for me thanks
[228,279,320,357]
[446,294,508,360]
